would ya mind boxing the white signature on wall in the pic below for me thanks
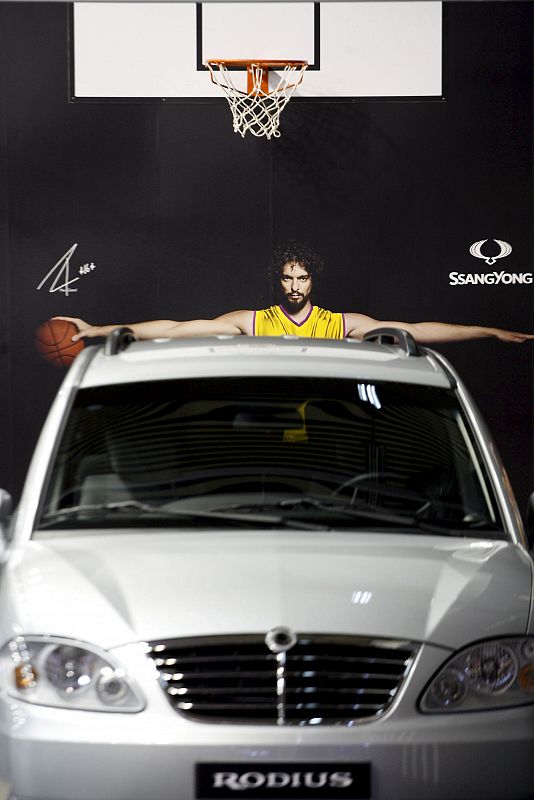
[36,243,96,296]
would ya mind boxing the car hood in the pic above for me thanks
[5,530,532,650]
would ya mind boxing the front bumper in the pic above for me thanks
[1,688,533,800]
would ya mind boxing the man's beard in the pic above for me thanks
[280,291,309,314]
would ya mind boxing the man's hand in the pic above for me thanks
[52,316,103,342]
[491,328,534,343]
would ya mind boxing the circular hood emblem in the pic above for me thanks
[265,626,297,654]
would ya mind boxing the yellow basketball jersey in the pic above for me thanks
[254,305,345,339]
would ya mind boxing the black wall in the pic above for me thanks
[0,2,532,512]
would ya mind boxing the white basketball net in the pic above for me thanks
[206,61,307,140]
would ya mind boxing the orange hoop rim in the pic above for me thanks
[205,59,308,69]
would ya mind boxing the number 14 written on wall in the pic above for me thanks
[36,243,96,295]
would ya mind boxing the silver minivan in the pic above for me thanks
[0,329,533,800]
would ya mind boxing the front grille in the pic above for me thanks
[147,634,418,725]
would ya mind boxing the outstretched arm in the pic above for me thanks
[53,317,181,341]
[344,313,534,344]
[54,310,254,341]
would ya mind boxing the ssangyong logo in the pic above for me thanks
[469,238,512,265]
[449,239,532,286]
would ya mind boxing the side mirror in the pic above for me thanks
[0,489,13,542]
[525,492,534,550]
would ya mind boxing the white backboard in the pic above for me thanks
[73,2,442,99]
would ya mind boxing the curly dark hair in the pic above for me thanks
[272,242,324,279]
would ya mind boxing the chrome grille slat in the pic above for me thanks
[287,703,385,710]
[170,676,274,683]
[169,683,396,693]
[178,687,273,693]
[169,672,400,681]
[148,634,418,726]
[163,655,277,665]
[288,672,401,681]
[285,655,409,664]
[287,688,394,695]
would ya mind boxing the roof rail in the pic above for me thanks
[422,347,458,388]
[362,327,420,357]
[104,327,136,356]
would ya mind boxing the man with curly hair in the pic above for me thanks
[57,243,534,345]
[253,242,343,338]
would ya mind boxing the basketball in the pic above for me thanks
[35,319,84,367]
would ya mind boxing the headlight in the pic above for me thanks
[420,637,534,712]
[0,636,144,712]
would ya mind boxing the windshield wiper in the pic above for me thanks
[215,496,415,526]
[38,500,329,531]
[330,477,497,528]
[216,495,498,533]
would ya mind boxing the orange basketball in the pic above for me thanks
[35,319,84,367]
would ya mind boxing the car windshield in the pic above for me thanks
[36,376,503,536]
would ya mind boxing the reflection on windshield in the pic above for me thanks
[37,377,502,536]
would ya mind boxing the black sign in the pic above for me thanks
[196,762,371,799]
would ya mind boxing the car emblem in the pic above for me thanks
[265,626,298,654]
[469,239,512,265]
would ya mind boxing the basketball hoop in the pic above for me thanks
[206,59,308,140]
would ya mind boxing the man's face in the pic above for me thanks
[280,261,312,312]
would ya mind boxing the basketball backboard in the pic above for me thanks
[72,2,443,100]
